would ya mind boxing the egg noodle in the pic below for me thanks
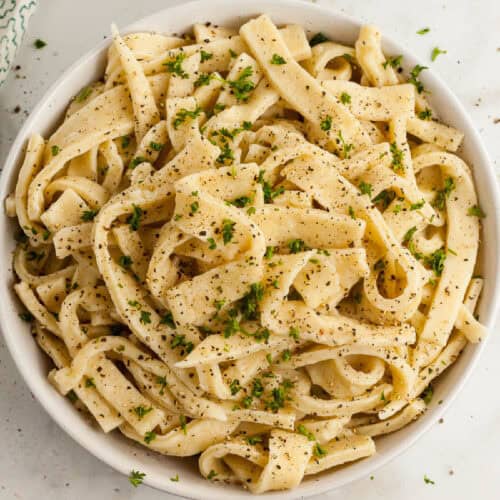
[6,14,487,493]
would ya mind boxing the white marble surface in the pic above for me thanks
[1,0,499,498]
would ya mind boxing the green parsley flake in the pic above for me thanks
[81,209,99,222]
[150,141,164,151]
[127,204,143,231]
[433,177,455,210]
[431,47,447,61]
[320,115,332,131]
[34,39,47,49]
[133,406,153,420]
[421,384,434,404]
[418,108,433,120]
[51,145,60,156]
[383,55,403,69]
[129,470,145,487]
[76,86,93,103]
[119,255,133,269]
[417,27,430,35]
[227,66,255,101]
[173,106,202,129]
[270,53,286,65]
[140,311,151,324]
[467,205,486,218]
[163,53,189,78]
[200,50,213,62]
[171,334,194,353]
[160,311,176,329]
[144,431,156,444]
[309,32,329,46]
[338,130,353,158]
[390,142,404,172]
[359,181,372,197]
[408,64,428,93]
[424,475,435,485]
[129,156,147,169]
[194,73,213,87]
[221,219,236,244]
[340,92,351,104]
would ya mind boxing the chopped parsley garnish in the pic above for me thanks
[190,201,199,214]
[129,156,147,169]
[264,379,294,412]
[129,470,145,487]
[163,53,189,78]
[170,474,179,482]
[207,237,216,250]
[348,206,356,219]
[337,130,353,158]
[417,27,430,35]
[85,377,96,388]
[383,55,403,69]
[227,66,255,101]
[18,312,34,322]
[433,177,455,210]
[313,443,328,458]
[421,384,434,405]
[76,86,93,103]
[423,475,435,485]
[390,142,404,172]
[228,48,237,58]
[133,405,153,420]
[270,53,286,65]
[240,283,264,320]
[340,92,351,104]
[281,350,292,361]
[51,145,60,156]
[431,47,447,61]
[144,431,156,444]
[257,170,285,203]
[297,424,315,441]
[372,189,396,209]
[424,248,446,276]
[418,108,433,120]
[309,32,329,46]
[246,435,263,445]
[207,470,218,480]
[179,414,188,434]
[150,141,164,151]
[171,334,194,353]
[127,204,143,231]
[408,64,428,93]
[467,205,486,218]
[194,73,213,87]
[358,180,373,197]
[221,219,236,244]
[403,226,418,244]
[26,250,44,262]
[264,246,275,259]
[200,50,213,62]
[230,379,241,395]
[288,239,308,254]
[289,326,300,340]
[140,311,151,324]
[160,311,176,329]
[216,142,235,165]
[320,115,332,131]
[172,106,202,129]
[153,376,167,395]
[121,135,131,148]
[410,199,425,210]
[81,209,99,222]
[119,255,133,269]
[230,195,252,208]
[34,39,47,49]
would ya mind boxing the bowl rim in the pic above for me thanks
[1,0,499,498]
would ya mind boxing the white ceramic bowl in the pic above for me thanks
[1,1,499,498]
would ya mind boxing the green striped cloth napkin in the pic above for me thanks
[0,0,38,87]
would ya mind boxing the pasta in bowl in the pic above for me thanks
[2,1,499,497]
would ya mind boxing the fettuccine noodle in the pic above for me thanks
[7,15,486,493]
